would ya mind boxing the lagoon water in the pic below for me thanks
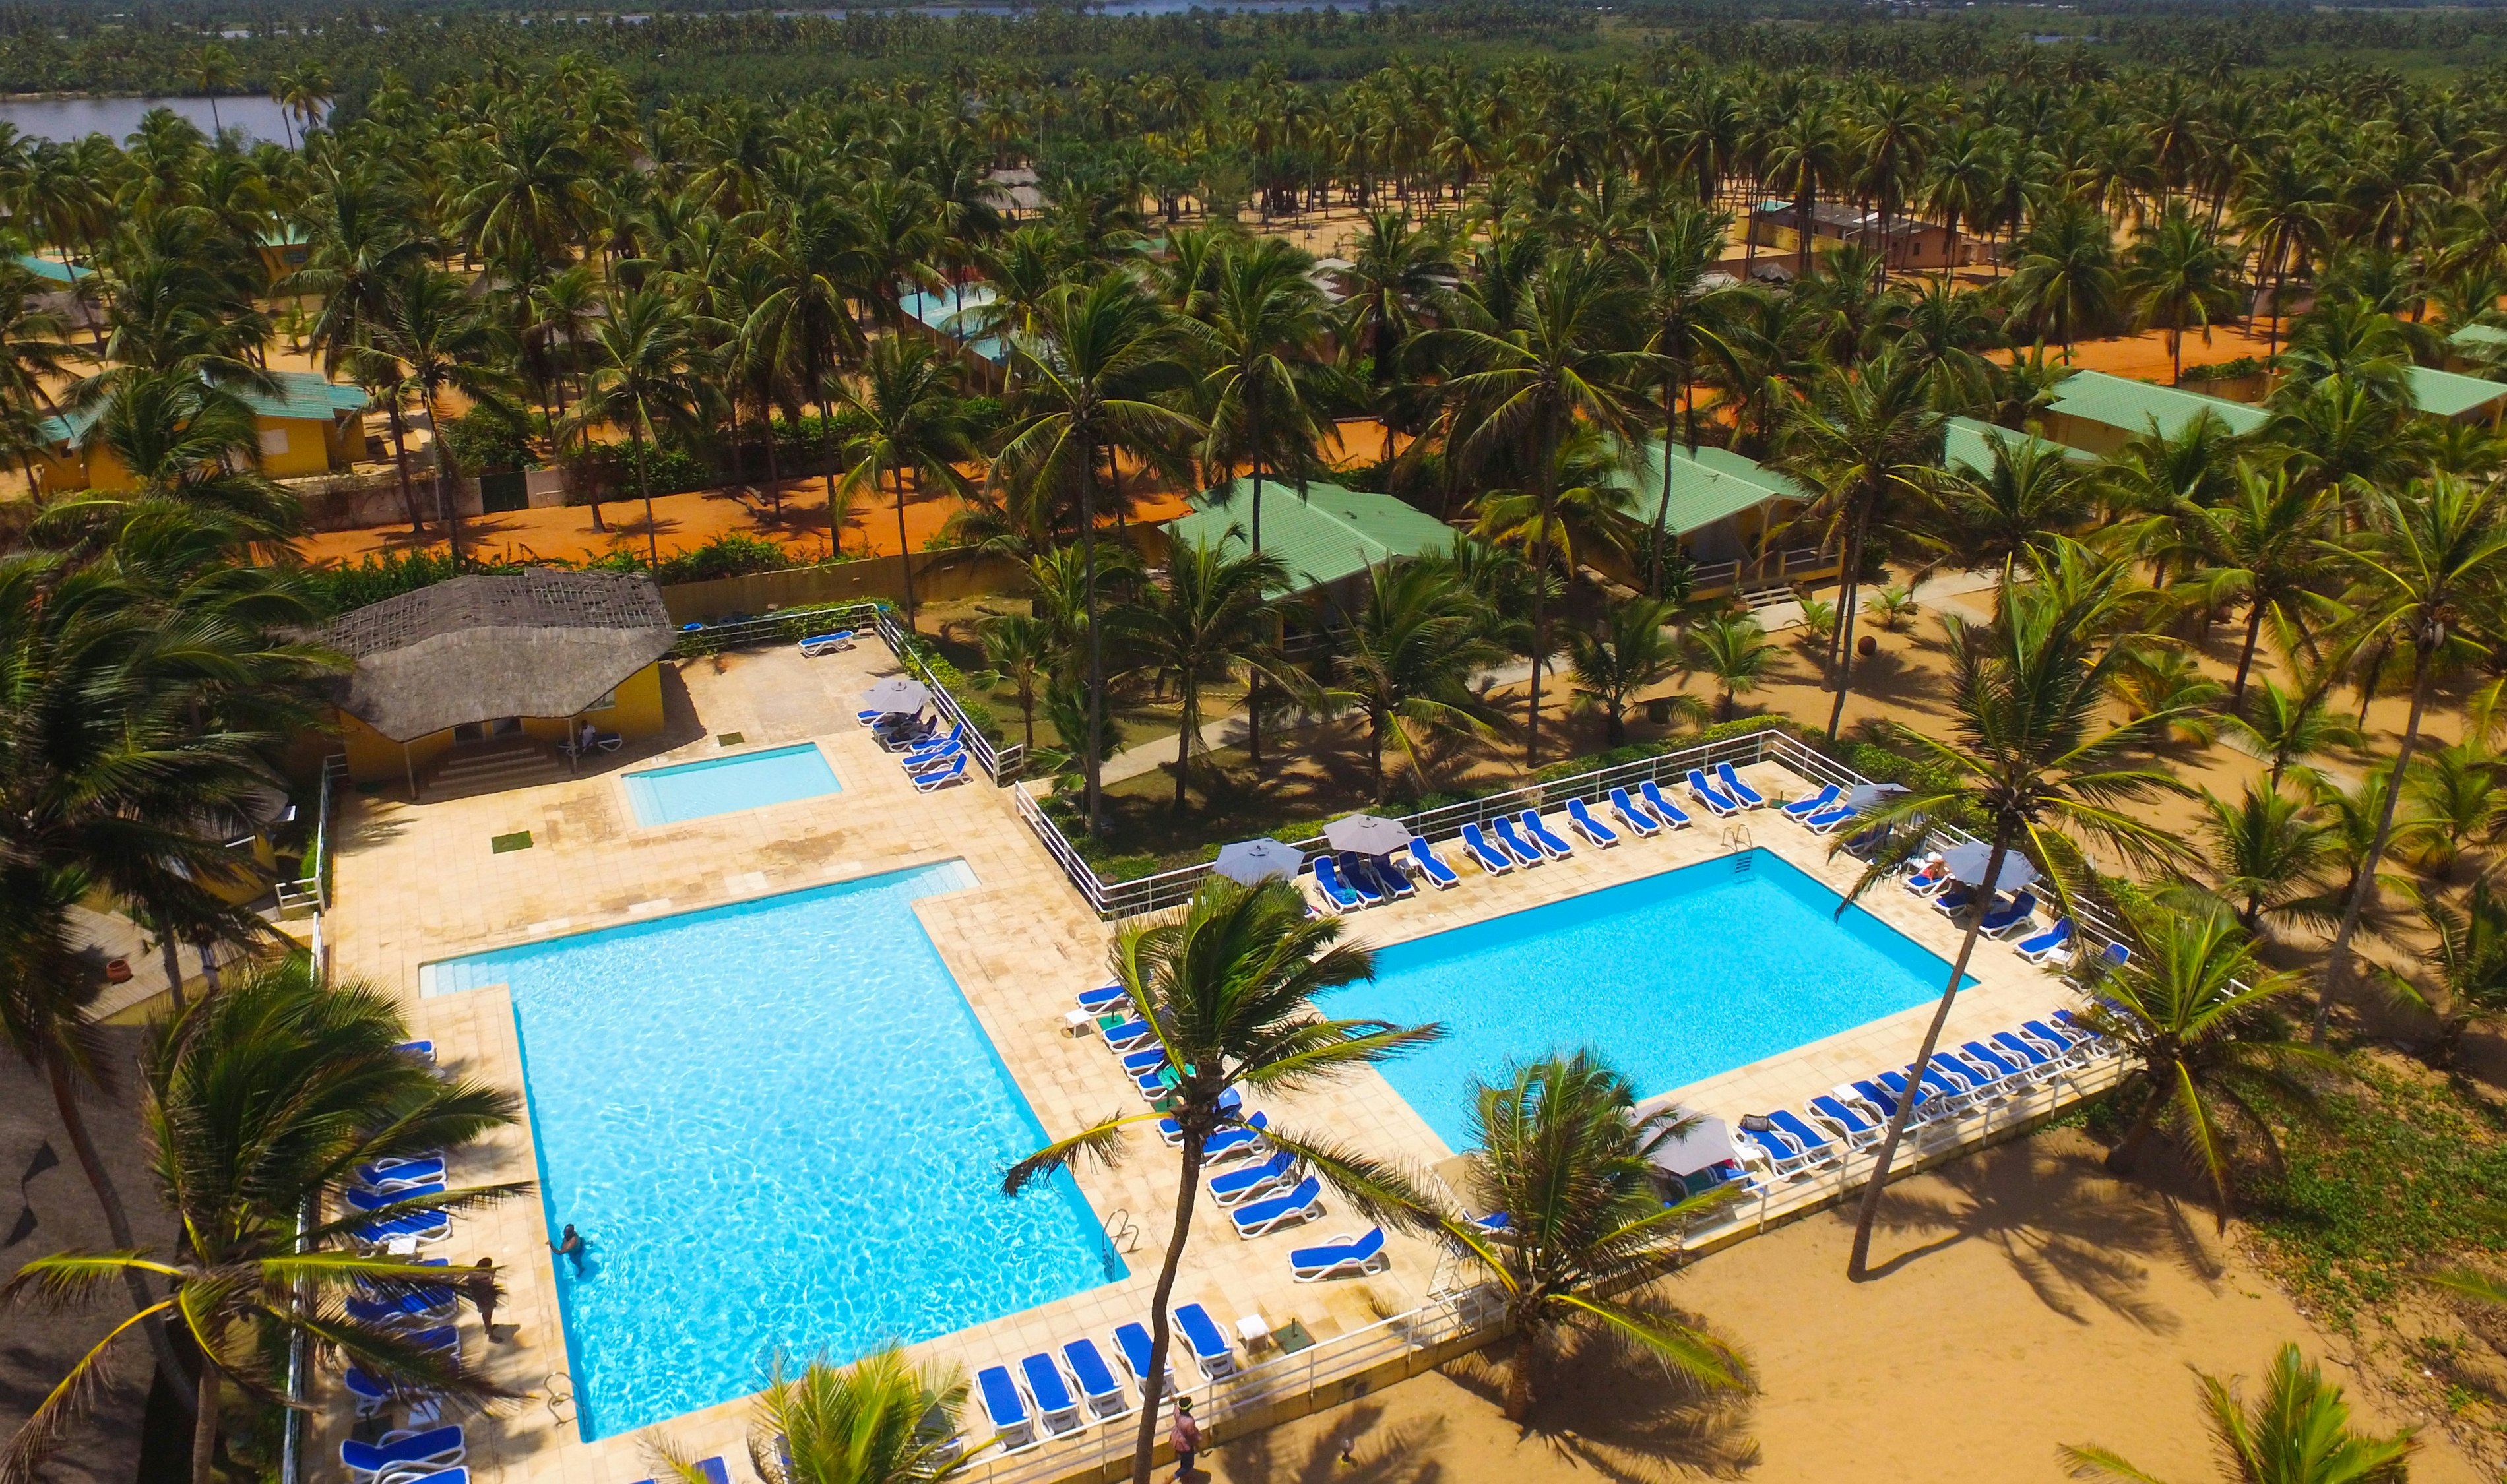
[0,96,311,146]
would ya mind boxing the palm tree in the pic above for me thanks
[459,109,596,268]
[2006,199,2118,356]
[839,337,973,629]
[2235,150,2338,356]
[1569,595,1691,746]
[4,958,524,1484]
[2175,466,2345,710]
[2220,673,2363,792]
[2062,1344,2414,1484]
[1634,204,1738,593]
[2314,476,2507,1043]
[2194,784,2333,938]
[1446,251,1652,764]
[755,187,871,553]
[2120,206,2244,384]
[558,288,720,571]
[1334,210,1454,458]
[274,63,333,149]
[1932,437,2091,575]
[1330,558,1507,802]
[2083,905,2336,1223]
[294,165,431,532]
[1112,537,1292,809]
[994,273,1203,837]
[1837,546,2192,1280]
[1190,235,1330,555]
[2380,877,2507,1068]
[359,264,515,565]
[1000,877,1440,1484]
[1759,100,1849,282]
[191,44,236,137]
[979,613,1054,753]
[1353,1053,1746,1419]
[1681,611,1777,722]
[1770,348,1942,739]
[737,1347,969,1484]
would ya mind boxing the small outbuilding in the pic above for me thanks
[321,571,675,796]
[33,369,370,491]
[1163,478,1460,603]
[2039,369,2269,456]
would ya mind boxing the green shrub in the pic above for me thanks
[304,549,527,615]
[438,409,540,472]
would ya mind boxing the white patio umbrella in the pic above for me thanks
[860,677,930,714]
[1940,840,2041,893]
[1212,838,1305,885]
[1843,781,1909,812]
[1322,813,1414,856]
[1643,1113,1743,1179]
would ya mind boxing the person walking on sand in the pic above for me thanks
[462,1257,502,1340]
[1170,1395,1201,1481]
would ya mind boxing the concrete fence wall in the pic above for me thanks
[656,547,1034,623]
[289,468,569,532]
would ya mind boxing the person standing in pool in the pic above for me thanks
[551,1224,585,1274]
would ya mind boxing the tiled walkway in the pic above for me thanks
[321,651,2097,1484]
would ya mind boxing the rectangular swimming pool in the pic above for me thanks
[424,862,1123,1440]
[622,742,840,825]
[1323,849,1971,1150]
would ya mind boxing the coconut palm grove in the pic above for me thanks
[22,0,2507,1479]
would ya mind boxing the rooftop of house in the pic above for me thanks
[2045,369,2271,439]
[39,370,369,448]
[1628,441,1815,536]
[1168,478,1459,595]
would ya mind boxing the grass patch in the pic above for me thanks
[2246,1057,2507,1324]
[490,830,534,854]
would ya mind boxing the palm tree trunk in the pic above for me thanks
[634,427,660,571]
[428,393,463,566]
[1081,442,1106,838]
[1649,381,1678,596]
[1502,1322,1541,1421]
[157,933,187,1014]
[385,404,426,535]
[1847,823,2010,1281]
[2230,602,2266,710]
[1130,1140,1205,1484]
[819,395,843,556]
[1527,409,1562,768]
[1172,678,1195,811]
[46,1059,193,1407]
[2104,1082,2165,1174]
[2315,641,2434,1043]
[893,465,918,629]
[1825,503,1871,741]
[763,411,784,522]
[191,1355,220,1484]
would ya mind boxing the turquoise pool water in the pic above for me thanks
[1325,849,1971,1150]
[425,862,1123,1440]
[622,743,840,826]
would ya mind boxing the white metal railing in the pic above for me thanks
[958,1284,1501,1484]
[275,755,346,920]
[671,600,1026,781]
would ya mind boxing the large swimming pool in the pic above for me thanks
[621,742,841,826]
[1325,849,1971,1150]
[424,863,1123,1440]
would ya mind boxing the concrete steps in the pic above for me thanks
[422,738,565,801]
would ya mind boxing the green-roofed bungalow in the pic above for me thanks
[2448,322,2507,365]
[1164,478,1459,599]
[1626,440,1839,596]
[31,369,370,493]
[2405,364,2507,422]
[2041,369,2268,454]
[1943,416,2091,476]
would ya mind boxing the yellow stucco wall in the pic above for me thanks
[331,661,668,786]
[36,414,347,493]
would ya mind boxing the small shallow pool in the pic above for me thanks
[1324,848,1971,1150]
[424,862,1122,1439]
[621,742,839,825]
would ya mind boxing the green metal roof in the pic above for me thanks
[2406,364,2507,419]
[1169,478,1459,594]
[2047,369,2268,439]
[1628,441,1813,535]
[2449,323,2507,352]
[39,371,367,448]
[1943,416,2091,476]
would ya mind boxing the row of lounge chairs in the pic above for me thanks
[1900,854,2130,970]
[338,1136,477,1484]
[866,712,970,792]
[1724,1010,2122,1190]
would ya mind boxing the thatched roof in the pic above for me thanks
[324,571,674,743]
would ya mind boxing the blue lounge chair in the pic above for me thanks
[1119,1046,1168,1077]
[974,1365,1036,1452]
[1565,798,1619,846]
[1173,1303,1239,1378]
[346,1181,443,1212]
[1133,1067,1177,1101]
[1177,1111,1269,1163]
[1990,1030,2064,1081]
[1641,780,1694,828]
[1019,1353,1086,1437]
[1521,810,1575,858]
[1491,816,1546,867]
[1765,1109,1842,1168]
[1930,882,1977,917]
[1408,837,1461,888]
[1847,1078,1903,1120]
[2015,918,2076,963]
[631,1463,727,1484]
[2020,1018,2097,1069]
[1874,1069,1955,1123]
[1807,1094,1883,1150]
[1209,1149,1298,1206]
[1347,852,1412,901]
[1230,1174,1324,1237]
[1685,769,1740,816]
[1291,1227,1389,1282]
[1062,1338,1129,1419]
[1903,855,1950,895]
[1155,1095,1249,1144]
[342,1425,464,1484]
[346,1285,458,1326]
[1715,762,1767,808]
[1313,854,1374,910]
[2100,941,2132,968]
[1458,822,1514,874]
[1077,983,1127,1014]
[1736,1123,1813,1178]
[914,755,968,792]
[395,1039,437,1064]
[903,719,965,756]
[2054,1008,2122,1055]
[1842,824,1888,856]
[1112,1321,1174,1398]
[1931,1052,2006,1103]
[1781,783,1844,820]
[389,1471,466,1484]
[357,1159,446,1192]
[1608,787,1661,836]
[1961,1039,2040,1088]
[1471,1211,1514,1237]
[1979,890,2040,937]
[799,629,856,656]
[1804,804,1858,834]
[1101,1018,1154,1051]
[858,707,890,726]
[904,741,964,774]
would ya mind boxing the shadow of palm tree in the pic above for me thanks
[1431,1326,1761,1482]
[1849,1138,2201,1332]
[1217,1402,1448,1484]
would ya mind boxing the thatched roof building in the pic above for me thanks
[325,571,674,743]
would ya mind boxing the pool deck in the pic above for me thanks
[321,644,2096,1484]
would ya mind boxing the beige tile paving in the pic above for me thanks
[321,665,2095,1484]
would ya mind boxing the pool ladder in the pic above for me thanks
[1102,1207,1141,1254]
[1721,822,1755,854]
